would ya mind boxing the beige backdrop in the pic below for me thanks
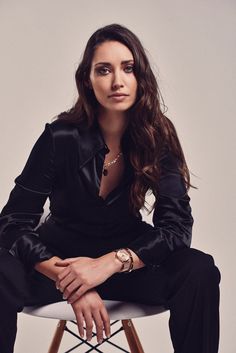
[0,1,235,352]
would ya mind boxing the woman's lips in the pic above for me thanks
[109,95,128,101]
[108,93,129,97]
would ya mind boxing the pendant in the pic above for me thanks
[103,168,108,176]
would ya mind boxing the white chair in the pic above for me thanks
[23,300,168,353]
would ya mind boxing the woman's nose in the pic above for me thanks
[112,82,124,90]
[112,71,124,90]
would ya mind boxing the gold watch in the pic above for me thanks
[114,248,133,273]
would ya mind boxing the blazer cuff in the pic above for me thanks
[7,233,54,274]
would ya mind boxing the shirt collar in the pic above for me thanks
[76,118,130,170]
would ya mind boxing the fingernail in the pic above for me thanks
[99,338,103,344]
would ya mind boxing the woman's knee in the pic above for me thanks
[185,248,221,286]
[164,247,221,286]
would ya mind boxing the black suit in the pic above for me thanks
[0,115,221,353]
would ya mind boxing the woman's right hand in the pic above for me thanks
[71,289,111,344]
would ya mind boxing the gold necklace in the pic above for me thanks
[102,151,123,176]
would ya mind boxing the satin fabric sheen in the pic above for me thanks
[0,115,194,273]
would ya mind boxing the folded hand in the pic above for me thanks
[55,256,112,303]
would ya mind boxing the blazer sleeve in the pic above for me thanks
[0,123,55,273]
[127,146,194,271]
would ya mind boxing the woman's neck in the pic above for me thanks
[97,111,129,150]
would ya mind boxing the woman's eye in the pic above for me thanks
[96,67,110,75]
[125,65,134,73]
[96,65,134,75]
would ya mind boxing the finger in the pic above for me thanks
[75,310,85,339]
[55,258,78,265]
[67,285,87,304]
[56,266,71,284]
[55,262,71,267]
[59,273,75,297]
[64,279,81,300]
[92,310,104,344]
[56,267,74,289]
[83,310,94,341]
[54,266,67,289]
[100,306,111,339]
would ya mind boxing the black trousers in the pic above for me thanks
[0,246,221,353]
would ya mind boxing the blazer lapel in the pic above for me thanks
[74,118,133,205]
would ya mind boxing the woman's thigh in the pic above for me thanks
[95,246,221,306]
[10,246,221,309]
[96,266,169,306]
[24,270,63,306]
[25,262,168,307]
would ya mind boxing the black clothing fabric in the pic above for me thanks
[0,117,194,272]
[0,246,221,353]
[0,116,221,353]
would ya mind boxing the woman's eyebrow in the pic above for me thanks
[94,60,134,67]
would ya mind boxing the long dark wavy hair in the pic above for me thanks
[55,23,197,216]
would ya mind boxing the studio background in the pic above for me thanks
[0,1,235,352]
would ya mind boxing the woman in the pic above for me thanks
[0,23,221,353]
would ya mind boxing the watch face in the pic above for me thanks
[117,249,130,262]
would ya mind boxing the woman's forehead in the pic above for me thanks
[91,41,134,65]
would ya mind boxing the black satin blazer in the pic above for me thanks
[0,116,194,273]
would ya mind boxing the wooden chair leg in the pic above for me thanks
[122,319,145,353]
[47,320,67,353]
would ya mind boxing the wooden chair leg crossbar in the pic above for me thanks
[48,319,145,353]
[22,300,168,353]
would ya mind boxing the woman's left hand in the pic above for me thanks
[54,255,116,304]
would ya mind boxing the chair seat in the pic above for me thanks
[23,300,167,321]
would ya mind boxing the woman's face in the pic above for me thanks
[89,40,138,113]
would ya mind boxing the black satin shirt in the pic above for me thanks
[0,116,194,273]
